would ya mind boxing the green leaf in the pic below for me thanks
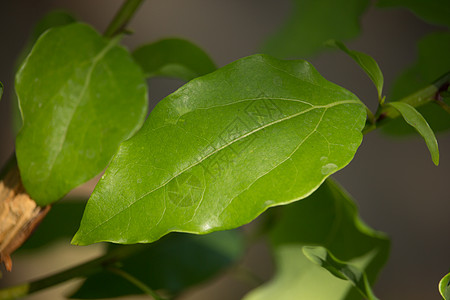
[133,38,216,81]
[382,32,450,134]
[20,201,86,250]
[15,23,148,205]
[327,40,384,99]
[72,54,366,245]
[439,272,450,300]
[244,179,389,300]
[387,102,439,165]
[377,0,450,28]
[262,0,369,58]
[12,10,76,134]
[0,82,3,100]
[303,246,379,300]
[71,231,244,299]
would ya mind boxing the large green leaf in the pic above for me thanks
[377,0,450,28]
[382,32,450,135]
[15,23,148,205]
[133,38,216,81]
[11,11,76,134]
[387,102,439,165]
[70,231,244,299]
[262,0,369,58]
[303,246,378,300]
[244,179,389,300]
[327,40,384,99]
[72,54,366,245]
[440,272,450,300]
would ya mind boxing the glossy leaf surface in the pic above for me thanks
[133,38,216,81]
[12,10,76,133]
[303,246,378,300]
[440,272,450,300]
[71,231,244,298]
[382,32,450,134]
[244,179,389,300]
[15,23,148,205]
[72,54,366,245]
[378,0,450,28]
[387,102,439,165]
[262,0,369,58]
[327,40,384,99]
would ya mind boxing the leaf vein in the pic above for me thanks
[44,39,117,182]
[83,100,359,236]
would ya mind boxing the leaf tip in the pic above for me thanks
[71,231,87,246]
[432,153,440,166]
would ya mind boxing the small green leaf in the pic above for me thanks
[244,179,389,300]
[327,40,384,99]
[262,0,369,58]
[15,23,148,205]
[11,10,76,134]
[303,246,379,300]
[0,82,3,100]
[132,38,216,81]
[387,102,439,165]
[382,32,450,134]
[72,54,366,246]
[439,272,450,300]
[377,0,450,28]
[70,231,244,299]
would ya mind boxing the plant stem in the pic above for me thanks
[436,99,450,114]
[107,267,165,300]
[0,245,147,300]
[104,0,145,38]
[363,71,450,134]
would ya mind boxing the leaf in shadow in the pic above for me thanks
[70,230,244,299]
[262,0,369,58]
[244,179,389,300]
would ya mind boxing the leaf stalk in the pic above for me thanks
[363,71,450,134]
[104,0,145,38]
[106,266,166,300]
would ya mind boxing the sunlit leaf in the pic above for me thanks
[72,54,366,245]
[262,0,369,58]
[303,246,379,300]
[387,102,439,165]
[382,32,450,134]
[327,40,384,99]
[133,38,216,81]
[440,272,450,300]
[12,10,76,134]
[70,231,244,299]
[15,23,148,205]
[244,179,389,300]
[377,0,450,28]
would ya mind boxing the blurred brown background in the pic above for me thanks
[1,1,449,299]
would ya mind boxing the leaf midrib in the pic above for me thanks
[43,38,117,183]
